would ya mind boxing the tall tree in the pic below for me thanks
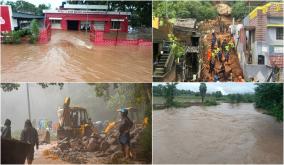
[163,83,178,108]
[199,83,207,103]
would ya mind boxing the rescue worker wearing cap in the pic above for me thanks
[118,108,133,159]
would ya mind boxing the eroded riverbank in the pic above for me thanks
[153,103,283,164]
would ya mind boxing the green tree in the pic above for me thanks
[1,83,64,92]
[36,4,50,15]
[255,83,283,121]
[29,19,39,43]
[213,91,222,98]
[231,1,250,20]
[163,83,178,108]
[153,84,164,96]
[153,1,217,21]
[199,83,207,103]
[168,33,185,59]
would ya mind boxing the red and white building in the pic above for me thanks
[0,5,13,32]
[43,3,130,32]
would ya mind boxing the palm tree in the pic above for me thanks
[199,83,207,103]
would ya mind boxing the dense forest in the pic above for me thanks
[255,83,283,121]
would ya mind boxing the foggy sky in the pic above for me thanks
[1,83,116,131]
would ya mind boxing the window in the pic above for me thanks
[276,27,283,40]
[111,21,120,30]
[51,20,61,24]
[258,55,265,65]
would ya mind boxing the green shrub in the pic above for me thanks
[29,19,39,44]
[11,31,21,44]
[203,99,218,106]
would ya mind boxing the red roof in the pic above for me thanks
[270,56,284,68]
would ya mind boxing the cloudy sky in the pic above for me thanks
[153,82,257,95]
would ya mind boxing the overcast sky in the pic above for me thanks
[153,82,257,95]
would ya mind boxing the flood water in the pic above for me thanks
[153,103,283,164]
[1,30,152,82]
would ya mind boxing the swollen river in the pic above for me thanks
[153,103,283,164]
[1,30,152,82]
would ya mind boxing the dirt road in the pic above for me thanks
[153,103,283,164]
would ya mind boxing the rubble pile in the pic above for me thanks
[50,124,144,164]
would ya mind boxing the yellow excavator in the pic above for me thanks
[57,97,94,140]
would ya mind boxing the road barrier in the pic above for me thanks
[90,31,152,46]
[38,23,51,44]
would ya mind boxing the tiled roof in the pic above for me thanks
[270,56,284,68]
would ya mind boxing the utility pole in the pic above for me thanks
[26,83,31,120]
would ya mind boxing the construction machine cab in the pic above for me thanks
[57,97,93,140]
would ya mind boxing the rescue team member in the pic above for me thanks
[221,39,227,53]
[1,118,12,139]
[209,59,215,75]
[225,44,230,62]
[20,119,39,165]
[118,108,133,159]
[211,32,216,49]
[207,49,211,61]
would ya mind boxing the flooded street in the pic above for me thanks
[1,30,152,82]
[153,103,283,164]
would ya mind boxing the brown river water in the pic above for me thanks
[1,30,152,82]
[153,103,283,164]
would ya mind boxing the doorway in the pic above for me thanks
[67,20,79,30]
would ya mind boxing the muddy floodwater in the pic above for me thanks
[153,103,283,164]
[1,30,152,82]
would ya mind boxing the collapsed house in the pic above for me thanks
[235,2,283,82]
[153,18,201,82]
[173,18,201,82]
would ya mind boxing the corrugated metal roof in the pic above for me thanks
[174,18,196,29]
[12,12,44,19]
